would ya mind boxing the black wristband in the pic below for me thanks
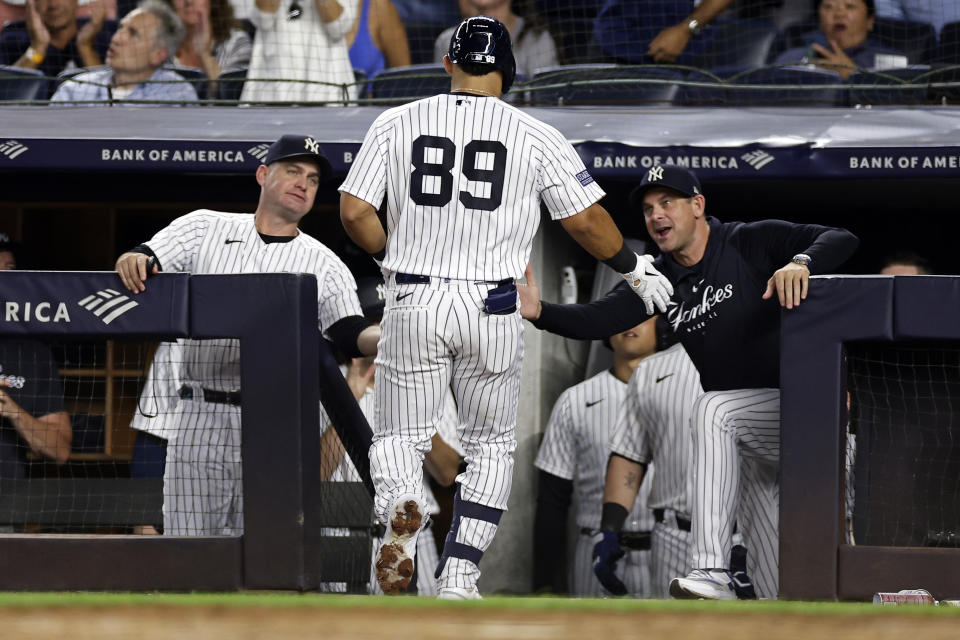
[372,247,386,261]
[602,244,637,274]
[600,502,629,534]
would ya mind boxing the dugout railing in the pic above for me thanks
[780,274,960,601]
[0,270,373,591]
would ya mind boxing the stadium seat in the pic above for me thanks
[364,63,449,103]
[937,21,960,64]
[689,18,779,70]
[873,18,936,65]
[674,69,728,106]
[525,64,682,105]
[215,66,246,102]
[920,66,960,103]
[163,64,208,100]
[684,66,843,106]
[845,67,930,106]
[0,65,48,102]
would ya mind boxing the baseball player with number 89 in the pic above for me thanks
[339,16,672,599]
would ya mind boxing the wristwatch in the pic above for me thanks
[791,253,812,268]
[26,46,44,64]
[686,18,704,36]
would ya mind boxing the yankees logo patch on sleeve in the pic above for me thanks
[576,169,595,186]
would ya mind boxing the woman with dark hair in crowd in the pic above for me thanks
[165,0,251,79]
[775,0,902,79]
[433,0,558,79]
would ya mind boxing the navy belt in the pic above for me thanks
[178,384,242,406]
[580,528,652,551]
[653,508,692,532]
[395,272,514,286]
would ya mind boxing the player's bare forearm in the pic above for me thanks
[9,409,72,464]
[602,453,643,509]
[340,192,386,254]
[560,203,625,262]
[356,325,380,357]
[319,424,347,481]
[425,433,460,486]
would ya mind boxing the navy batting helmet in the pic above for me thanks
[447,16,516,94]
[356,276,386,320]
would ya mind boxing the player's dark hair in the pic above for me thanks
[880,250,933,274]
[458,59,503,81]
[815,0,875,16]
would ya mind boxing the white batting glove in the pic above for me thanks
[621,253,673,315]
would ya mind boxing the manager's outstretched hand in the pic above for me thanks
[622,254,673,315]
[518,264,543,321]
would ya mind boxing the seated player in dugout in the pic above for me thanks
[533,315,670,598]
[0,235,72,488]
[114,134,380,536]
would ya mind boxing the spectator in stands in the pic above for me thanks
[591,0,734,64]
[164,0,252,79]
[50,0,197,104]
[774,0,903,80]
[240,0,356,103]
[433,0,558,79]
[0,0,115,79]
[874,0,960,36]
[0,235,72,479]
[880,250,933,275]
[346,0,410,79]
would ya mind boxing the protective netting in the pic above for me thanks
[1,0,960,106]
[847,342,960,548]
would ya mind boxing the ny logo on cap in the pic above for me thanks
[304,137,320,154]
[648,166,664,182]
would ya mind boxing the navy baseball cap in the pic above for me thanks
[629,166,702,209]
[264,134,333,180]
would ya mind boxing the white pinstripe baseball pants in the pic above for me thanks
[690,388,780,598]
[163,399,243,536]
[651,519,691,598]
[370,278,524,523]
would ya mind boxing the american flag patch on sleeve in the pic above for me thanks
[575,170,594,186]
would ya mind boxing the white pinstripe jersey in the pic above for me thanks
[339,94,605,281]
[145,210,362,390]
[610,344,702,516]
[130,341,182,440]
[319,374,462,516]
[535,370,653,532]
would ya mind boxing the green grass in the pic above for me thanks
[0,592,957,617]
